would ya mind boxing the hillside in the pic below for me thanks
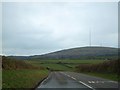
[30,46,118,60]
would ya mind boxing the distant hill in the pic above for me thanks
[8,56,30,60]
[30,46,118,60]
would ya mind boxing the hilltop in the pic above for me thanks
[30,46,118,60]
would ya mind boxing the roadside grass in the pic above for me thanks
[82,72,119,81]
[2,69,48,88]
[2,56,49,88]
[0,70,1,89]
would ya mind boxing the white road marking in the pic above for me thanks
[88,81,92,83]
[91,81,95,83]
[88,81,103,84]
[78,81,95,90]
[71,77,76,80]
[37,72,51,88]
[38,77,48,88]
[88,80,117,84]
[61,72,95,90]
[67,75,70,77]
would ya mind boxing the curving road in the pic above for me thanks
[36,72,119,90]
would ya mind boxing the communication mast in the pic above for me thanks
[89,29,91,46]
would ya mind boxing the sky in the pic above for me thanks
[2,2,118,56]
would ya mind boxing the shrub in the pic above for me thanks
[2,56,45,70]
[76,59,119,74]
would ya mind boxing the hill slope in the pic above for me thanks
[30,46,118,60]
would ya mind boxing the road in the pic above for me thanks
[36,72,119,90]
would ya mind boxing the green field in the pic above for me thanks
[25,59,105,71]
[3,70,48,88]
[26,59,105,64]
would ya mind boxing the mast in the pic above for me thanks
[89,29,91,46]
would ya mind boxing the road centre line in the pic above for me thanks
[61,72,95,90]
[78,81,95,90]
[88,80,118,84]
[71,77,76,80]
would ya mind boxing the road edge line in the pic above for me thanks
[37,72,51,88]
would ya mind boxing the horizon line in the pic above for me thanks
[1,45,118,57]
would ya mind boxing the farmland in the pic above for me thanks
[25,59,106,71]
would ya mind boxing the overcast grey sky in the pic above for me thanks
[2,2,118,56]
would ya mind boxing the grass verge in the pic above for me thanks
[2,70,48,88]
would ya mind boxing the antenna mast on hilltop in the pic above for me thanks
[89,29,91,46]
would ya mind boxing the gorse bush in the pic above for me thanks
[76,59,119,74]
[2,56,45,70]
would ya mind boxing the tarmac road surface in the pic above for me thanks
[36,71,119,90]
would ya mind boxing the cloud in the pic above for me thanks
[2,2,118,55]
